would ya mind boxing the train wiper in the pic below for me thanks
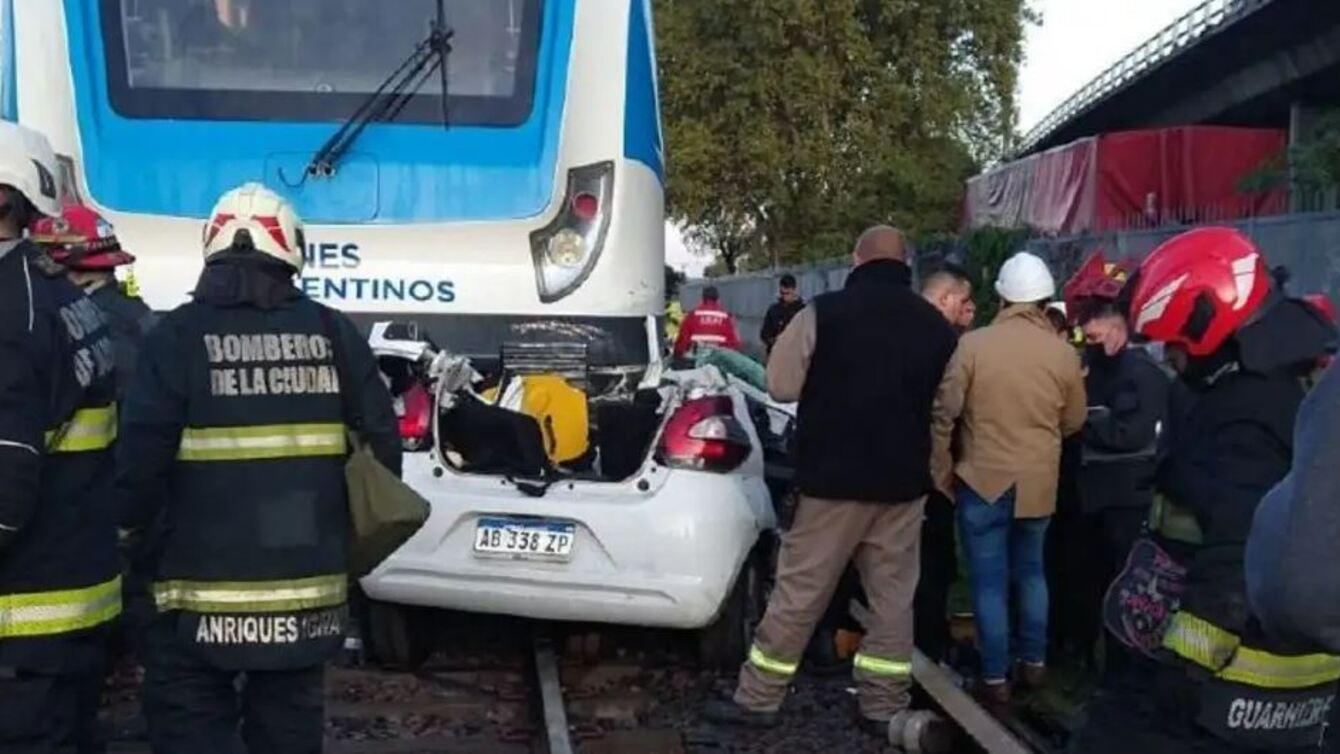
[302,1,453,181]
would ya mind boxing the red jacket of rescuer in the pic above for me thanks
[674,300,743,357]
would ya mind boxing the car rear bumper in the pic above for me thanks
[359,454,776,630]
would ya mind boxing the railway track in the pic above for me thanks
[323,624,694,754]
[103,617,1057,753]
[326,624,1051,754]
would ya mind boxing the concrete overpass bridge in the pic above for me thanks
[1020,0,1340,156]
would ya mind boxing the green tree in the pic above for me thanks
[962,227,1032,324]
[656,0,1034,271]
[1240,108,1340,211]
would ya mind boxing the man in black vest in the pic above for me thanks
[705,226,958,736]
[116,183,400,754]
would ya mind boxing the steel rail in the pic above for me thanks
[533,636,575,754]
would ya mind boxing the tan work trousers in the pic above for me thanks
[735,495,924,720]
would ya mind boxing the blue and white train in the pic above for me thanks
[7,0,665,364]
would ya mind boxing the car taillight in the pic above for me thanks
[656,396,751,473]
[529,162,615,303]
[397,382,433,449]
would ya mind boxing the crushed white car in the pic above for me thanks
[358,320,793,668]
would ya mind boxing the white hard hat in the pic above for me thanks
[0,121,62,218]
[202,183,305,272]
[995,252,1056,304]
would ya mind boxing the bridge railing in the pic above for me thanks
[1018,0,1272,155]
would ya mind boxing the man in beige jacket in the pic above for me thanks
[931,251,1086,705]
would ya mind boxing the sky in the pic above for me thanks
[666,0,1207,276]
[1016,0,1205,132]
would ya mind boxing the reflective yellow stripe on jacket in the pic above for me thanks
[153,574,347,614]
[177,423,347,462]
[1164,611,1340,689]
[1163,611,1239,669]
[45,405,117,454]
[1220,647,1340,690]
[0,576,122,639]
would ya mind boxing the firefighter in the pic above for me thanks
[31,204,156,398]
[0,123,121,751]
[672,285,743,359]
[115,183,401,754]
[1072,227,1339,753]
[32,204,159,734]
[1061,252,1169,677]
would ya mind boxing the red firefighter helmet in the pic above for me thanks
[1062,250,1130,324]
[30,204,135,271]
[1128,227,1270,357]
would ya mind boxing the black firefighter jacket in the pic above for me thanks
[115,258,400,671]
[88,282,157,400]
[0,240,120,674]
[1154,299,1339,747]
[1158,366,1300,639]
[1161,295,1335,644]
[1079,346,1169,514]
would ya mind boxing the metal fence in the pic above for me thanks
[1024,211,1340,304]
[684,211,1340,354]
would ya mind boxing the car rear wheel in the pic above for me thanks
[697,538,773,670]
[360,599,435,670]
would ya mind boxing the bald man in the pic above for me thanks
[705,226,959,738]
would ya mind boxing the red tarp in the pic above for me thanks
[964,127,1288,236]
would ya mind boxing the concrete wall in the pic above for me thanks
[1025,210,1340,307]
[680,262,852,357]
[685,211,1340,342]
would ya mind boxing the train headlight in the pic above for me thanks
[546,229,586,268]
[530,162,614,303]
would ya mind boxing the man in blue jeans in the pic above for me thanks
[932,252,1086,706]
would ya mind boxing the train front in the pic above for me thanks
[16,0,664,365]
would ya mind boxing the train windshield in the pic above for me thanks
[103,0,542,125]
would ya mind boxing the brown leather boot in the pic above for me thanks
[1015,661,1047,691]
[976,679,1012,710]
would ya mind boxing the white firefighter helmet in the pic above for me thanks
[0,121,62,218]
[202,183,305,272]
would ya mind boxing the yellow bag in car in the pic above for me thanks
[518,375,589,464]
